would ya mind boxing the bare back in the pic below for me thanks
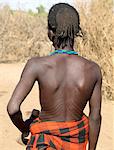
[35,54,98,121]
[7,51,102,149]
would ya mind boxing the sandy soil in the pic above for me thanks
[0,63,113,150]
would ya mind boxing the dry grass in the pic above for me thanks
[75,0,114,101]
[0,1,113,101]
[0,5,50,62]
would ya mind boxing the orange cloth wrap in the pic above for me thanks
[27,115,89,150]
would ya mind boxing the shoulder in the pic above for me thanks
[27,56,49,64]
[81,56,101,73]
[91,61,102,76]
[24,56,48,75]
[27,56,40,65]
[23,57,41,76]
[89,60,102,82]
[25,56,42,69]
[80,56,102,80]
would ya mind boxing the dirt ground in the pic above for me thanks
[0,63,113,150]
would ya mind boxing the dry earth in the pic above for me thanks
[0,63,114,150]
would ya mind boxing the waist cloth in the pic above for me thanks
[27,115,89,150]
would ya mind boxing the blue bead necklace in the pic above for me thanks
[49,49,78,56]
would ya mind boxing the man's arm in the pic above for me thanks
[7,58,38,133]
[88,65,102,150]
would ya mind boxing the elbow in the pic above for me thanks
[7,102,20,116]
[89,114,102,123]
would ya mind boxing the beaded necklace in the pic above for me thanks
[49,49,78,56]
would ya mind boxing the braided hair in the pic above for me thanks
[48,3,81,49]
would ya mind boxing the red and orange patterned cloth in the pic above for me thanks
[27,115,89,150]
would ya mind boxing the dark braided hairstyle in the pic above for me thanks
[48,3,81,49]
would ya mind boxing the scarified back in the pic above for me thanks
[37,54,96,121]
